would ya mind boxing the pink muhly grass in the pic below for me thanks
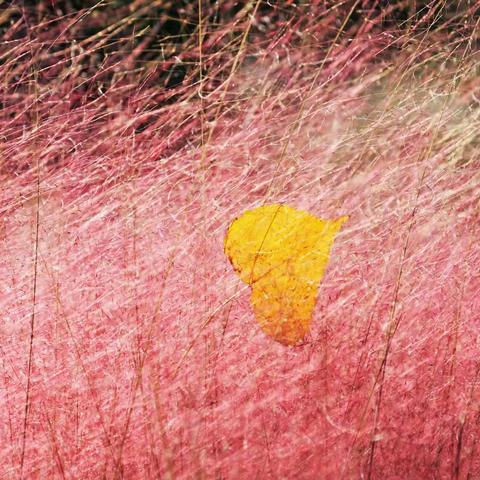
[0,1,479,479]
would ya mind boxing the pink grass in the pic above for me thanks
[1,2,480,479]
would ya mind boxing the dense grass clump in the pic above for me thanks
[1,1,479,478]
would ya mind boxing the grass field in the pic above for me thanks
[1,1,479,478]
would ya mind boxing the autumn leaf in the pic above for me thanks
[225,204,348,345]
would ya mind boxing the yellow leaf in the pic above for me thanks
[224,204,347,345]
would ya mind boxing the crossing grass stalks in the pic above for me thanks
[0,1,479,478]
